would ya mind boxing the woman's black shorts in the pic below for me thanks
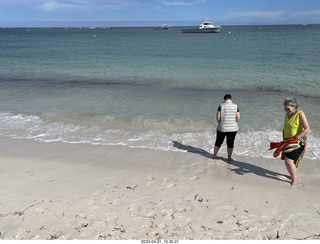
[284,141,305,161]
[215,130,237,148]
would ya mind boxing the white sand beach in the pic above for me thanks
[0,136,319,240]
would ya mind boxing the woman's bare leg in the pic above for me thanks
[285,157,298,186]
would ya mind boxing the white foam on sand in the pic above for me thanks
[1,112,319,161]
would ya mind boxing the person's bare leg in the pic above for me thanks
[227,148,234,161]
[213,146,220,159]
[285,157,297,186]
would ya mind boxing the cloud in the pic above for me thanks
[226,11,286,20]
[39,1,60,11]
[290,9,320,17]
[217,10,288,24]
[35,0,153,11]
[38,0,98,11]
[1,0,206,10]
[33,0,208,13]
[220,10,320,24]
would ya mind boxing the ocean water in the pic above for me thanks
[0,25,319,159]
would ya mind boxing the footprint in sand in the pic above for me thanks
[158,223,167,230]
[161,207,192,220]
[189,175,199,180]
[161,177,176,188]
[189,168,207,180]
[147,176,157,185]
[35,208,56,216]
[93,190,105,196]
[161,209,175,220]
[112,198,122,206]
[215,205,236,212]
[87,199,95,206]
[174,207,192,213]
[192,162,201,166]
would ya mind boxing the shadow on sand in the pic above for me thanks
[172,141,290,183]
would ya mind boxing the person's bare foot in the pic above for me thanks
[228,158,234,162]
[291,181,298,187]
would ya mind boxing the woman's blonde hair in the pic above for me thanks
[284,97,299,109]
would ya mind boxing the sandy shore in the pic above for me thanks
[0,136,319,240]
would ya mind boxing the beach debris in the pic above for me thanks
[48,232,62,240]
[276,230,280,239]
[296,233,320,240]
[0,201,43,217]
[75,214,87,219]
[133,212,156,220]
[231,186,235,190]
[149,231,160,239]
[194,194,203,202]
[75,221,90,232]
[178,222,192,230]
[201,225,213,231]
[126,184,138,190]
[113,225,126,233]
[98,234,107,240]
[217,220,223,224]
[236,220,242,227]
[317,211,320,215]
[161,210,174,220]
[81,222,89,228]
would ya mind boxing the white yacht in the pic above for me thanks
[154,24,171,30]
[182,21,222,33]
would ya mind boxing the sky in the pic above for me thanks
[1,0,320,27]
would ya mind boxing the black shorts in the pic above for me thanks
[284,142,305,161]
[215,130,237,148]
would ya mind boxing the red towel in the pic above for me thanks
[269,136,298,159]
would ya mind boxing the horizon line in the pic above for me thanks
[1,23,319,28]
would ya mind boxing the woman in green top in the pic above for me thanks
[283,98,310,186]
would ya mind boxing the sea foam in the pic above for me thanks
[0,112,318,160]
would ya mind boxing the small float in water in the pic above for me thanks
[154,24,171,30]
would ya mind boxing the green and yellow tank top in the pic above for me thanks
[283,111,304,139]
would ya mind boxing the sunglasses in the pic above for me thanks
[284,108,291,112]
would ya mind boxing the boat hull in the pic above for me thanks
[153,27,170,30]
[181,27,221,33]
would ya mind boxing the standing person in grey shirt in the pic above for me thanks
[213,94,240,161]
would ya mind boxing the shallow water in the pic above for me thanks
[0,25,319,159]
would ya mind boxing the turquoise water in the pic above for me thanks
[0,25,319,159]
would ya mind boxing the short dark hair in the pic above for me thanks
[224,94,232,100]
